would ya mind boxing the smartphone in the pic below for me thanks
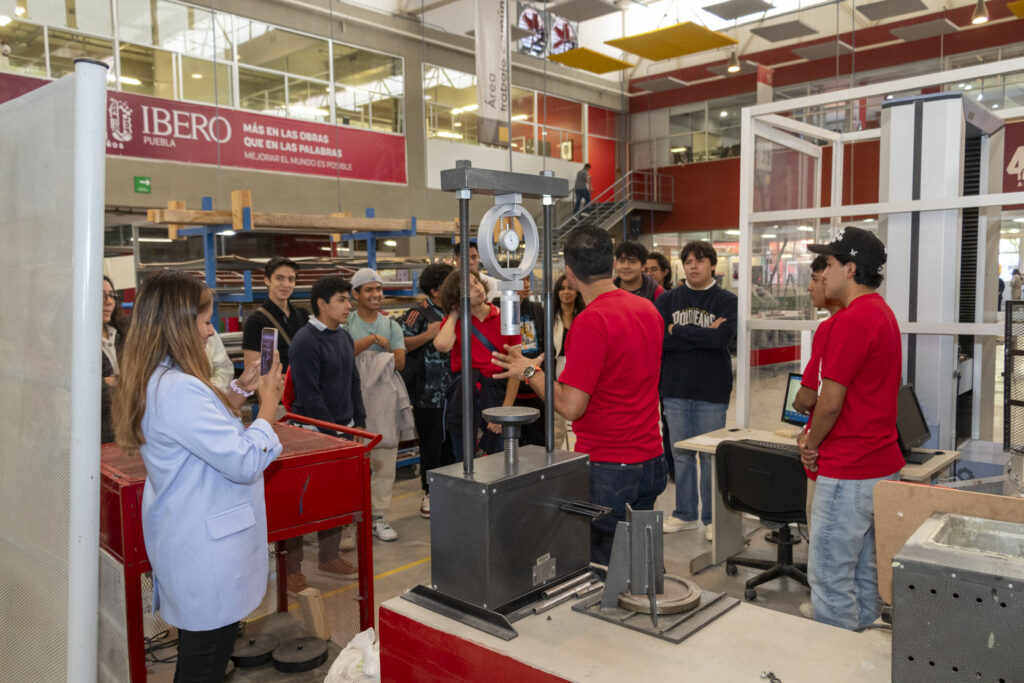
[260,327,278,375]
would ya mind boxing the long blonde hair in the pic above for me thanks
[113,271,236,451]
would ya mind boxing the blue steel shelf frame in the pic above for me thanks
[174,198,423,326]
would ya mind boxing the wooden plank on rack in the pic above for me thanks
[147,209,457,235]
[165,200,185,240]
[231,190,252,232]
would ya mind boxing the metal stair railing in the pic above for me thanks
[551,170,673,249]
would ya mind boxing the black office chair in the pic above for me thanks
[715,440,809,601]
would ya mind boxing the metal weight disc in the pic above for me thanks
[230,633,280,667]
[272,637,329,673]
[618,574,702,615]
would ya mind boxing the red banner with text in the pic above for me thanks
[0,72,407,184]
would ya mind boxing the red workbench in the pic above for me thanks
[100,419,377,682]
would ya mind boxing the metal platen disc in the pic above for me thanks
[230,633,280,667]
[272,637,329,673]
[618,574,702,615]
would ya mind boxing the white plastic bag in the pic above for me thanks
[325,627,380,682]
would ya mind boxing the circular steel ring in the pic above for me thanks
[617,574,702,615]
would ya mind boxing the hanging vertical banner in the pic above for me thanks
[475,0,510,148]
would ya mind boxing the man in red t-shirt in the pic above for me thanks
[493,226,666,564]
[800,227,903,631]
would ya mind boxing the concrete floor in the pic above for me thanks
[149,345,1008,679]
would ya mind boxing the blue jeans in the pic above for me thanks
[590,457,668,565]
[573,189,590,213]
[809,472,900,631]
[663,398,727,526]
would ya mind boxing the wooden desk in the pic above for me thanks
[674,427,960,573]
[380,594,892,682]
[99,423,375,682]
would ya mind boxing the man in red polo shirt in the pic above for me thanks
[493,226,666,564]
[799,226,903,631]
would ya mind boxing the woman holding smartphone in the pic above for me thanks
[113,271,284,681]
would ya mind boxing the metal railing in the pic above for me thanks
[552,170,674,247]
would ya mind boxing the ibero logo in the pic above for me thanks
[107,98,133,149]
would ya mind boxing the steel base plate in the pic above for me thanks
[617,575,702,615]
[573,589,739,644]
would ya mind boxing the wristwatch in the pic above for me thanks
[523,364,540,385]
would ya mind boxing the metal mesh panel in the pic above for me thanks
[0,75,78,681]
[98,550,130,683]
[1004,300,1024,455]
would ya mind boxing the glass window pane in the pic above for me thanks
[538,94,581,132]
[21,0,112,36]
[47,27,112,79]
[334,42,402,95]
[334,85,369,129]
[0,18,48,77]
[181,56,231,106]
[588,105,617,138]
[424,64,476,142]
[119,0,230,61]
[117,42,174,97]
[238,66,286,116]
[287,76,329,122]
[236,18,328,80]
[369,95,400,132]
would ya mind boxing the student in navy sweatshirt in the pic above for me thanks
[285,275,366,591]
[656,240,737,539]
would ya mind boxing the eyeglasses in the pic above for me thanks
[103,291,121,303]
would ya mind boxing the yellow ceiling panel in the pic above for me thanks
[1009,0,1024,18]
[548,47,634,74]
[605,22,737,61]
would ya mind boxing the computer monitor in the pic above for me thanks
[781,373,809,428]
[896,384,931,455]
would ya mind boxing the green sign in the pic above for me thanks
[134,176,151,194]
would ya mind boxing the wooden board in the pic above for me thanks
[874,480,1024,604]
[147,209,457,235]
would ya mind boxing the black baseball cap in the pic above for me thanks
[807,226,886,273]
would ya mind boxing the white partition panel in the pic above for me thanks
[0,60,107,681]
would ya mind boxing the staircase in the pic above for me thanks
[551,170,674,251]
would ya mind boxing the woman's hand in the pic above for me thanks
[256,351,284,422]
[236,361,260,393]
[103,375,118,387]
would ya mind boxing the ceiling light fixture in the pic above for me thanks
[435,130,464,139]
[971,0,989,25]
[0,15,12,26]
[511,114,529,121]
[726,229,741,235]
[217,230,235,236]
[671,146,688,153]
[384,239,397,247]
[191,73,203,79]
[797,225,814,232]
[762,233,777,238]
[14,5,24,15]
[727,50,741,74]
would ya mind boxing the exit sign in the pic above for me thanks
[134,176,151,193]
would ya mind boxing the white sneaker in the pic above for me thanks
[372,517,398,542]
[339,524,356,551]
[799,601,814,619]
[664,517,700,533]
[419,495,430,519]
[705,525,713,542]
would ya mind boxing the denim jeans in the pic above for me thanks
[175,621,239,682]
[808,472,900,631]
[589,457,668,565]
[573,189,590,213]
[663,397,728,526]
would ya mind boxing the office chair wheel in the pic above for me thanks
[725,562,738,576]
[744,588,757,601]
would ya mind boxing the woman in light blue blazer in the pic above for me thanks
[113,271,284,682]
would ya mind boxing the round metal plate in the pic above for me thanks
[272,637,328,673]
[617,574,702,615]
[481,406,540,425]
[230,633,279,668]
